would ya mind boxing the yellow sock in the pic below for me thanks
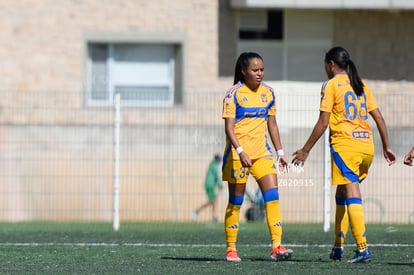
[224,203,241,250]
[334,199,348,247]
[347,199,367,251]
[265,200,282,248]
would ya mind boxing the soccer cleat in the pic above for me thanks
[329,247,343,261]
[348,249,372,263]
[225,249,241,262]
[270,245,293,261]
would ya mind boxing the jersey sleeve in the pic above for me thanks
[319,80,334,113]
[222,88,236,119]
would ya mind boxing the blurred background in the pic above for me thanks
[0,0,413,224]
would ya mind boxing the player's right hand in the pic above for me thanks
[239,152,252,167]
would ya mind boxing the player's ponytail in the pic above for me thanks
[346,59,364,96]
[325,47,364,96]
[233,52,263,85]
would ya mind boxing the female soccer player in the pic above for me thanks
[292,46,397,263]
[222,52,292,262]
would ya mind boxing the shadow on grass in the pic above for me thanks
[161,256,328,263]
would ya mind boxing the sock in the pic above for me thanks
[225,195,243,250]
[263,188,282,248]
[347,197,368,251]
[334,198,348,247]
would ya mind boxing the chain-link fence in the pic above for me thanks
[0,90,413,224]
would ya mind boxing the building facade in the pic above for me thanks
[0,0,413,222]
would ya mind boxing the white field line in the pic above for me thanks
[0,243,413,248]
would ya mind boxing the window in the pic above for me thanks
[237,10,333,81]
[239,10,283,40]
[86,39,183,107]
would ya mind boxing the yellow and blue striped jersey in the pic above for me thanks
[222,81,276,160]
[320,73,378,154]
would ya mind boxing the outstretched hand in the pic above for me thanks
[291,148,309,166]
[403,148,414,166]
[277,155,289,173]
[383,148,397,166]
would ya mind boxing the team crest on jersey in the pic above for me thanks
[261,94,268,103]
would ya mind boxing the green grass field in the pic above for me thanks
[0,222,412,274]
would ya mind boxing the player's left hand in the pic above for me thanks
[403,152,414,166]
[277,155,289,173]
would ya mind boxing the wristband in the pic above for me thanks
[236,146,244,154]
[277,149,284,156]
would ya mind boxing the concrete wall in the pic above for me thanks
[1,2,414,122]
[334,10,414,81]
[0,0,223,106]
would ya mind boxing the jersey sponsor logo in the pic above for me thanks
[243,108,267,118]
[352,131,370,139]
[243,111,257,117]
[257,108,266,116]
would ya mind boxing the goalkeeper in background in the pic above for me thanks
[193,154,223,223]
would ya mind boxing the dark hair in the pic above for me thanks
[214,154,221,162]
[325,47,364,96]
[233,52,263,85]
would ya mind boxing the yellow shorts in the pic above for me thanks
[222,156,277,184]
[331,150,373,185]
